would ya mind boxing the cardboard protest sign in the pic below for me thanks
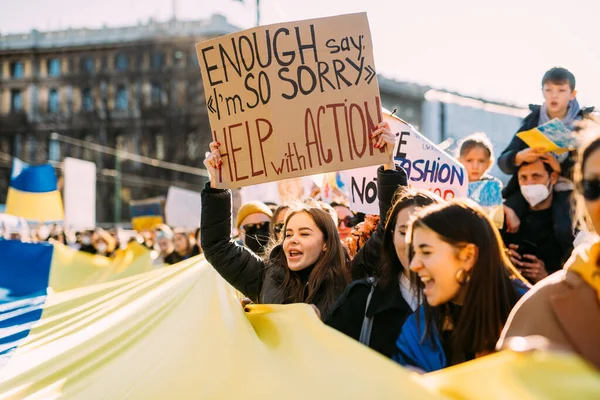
[240,177,314,205]
[165,187,202,229]
[468,180,504,229]
[196,13,387,189]
[517,119,574,154]
[63,157,96,231]
[340,112,468,214]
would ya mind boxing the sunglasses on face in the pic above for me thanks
[338,216,358,228]
[241,221,270,235]
[273,222,285,234]
[580,179,600,201]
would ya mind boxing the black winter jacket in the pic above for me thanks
[501,190,574,275]
[201,166,408,314]
[324,278,412,359]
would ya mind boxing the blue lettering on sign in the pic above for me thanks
[395,157,465,186]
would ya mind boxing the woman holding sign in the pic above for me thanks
[201,122,401,318]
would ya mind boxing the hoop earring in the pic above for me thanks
[456,268,471,285]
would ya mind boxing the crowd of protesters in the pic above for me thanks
[0,222,203,265]
[201,66,600,372]
[2,66,598,373]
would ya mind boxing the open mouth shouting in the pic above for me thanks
[420,275,435,295]
[287,248,304,262]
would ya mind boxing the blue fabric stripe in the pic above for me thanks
[10,158,58,194]
[0,241,53,368]
[130,202,163,218]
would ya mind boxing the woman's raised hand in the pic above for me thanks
[371,121,396,170]
[203,141,223,188]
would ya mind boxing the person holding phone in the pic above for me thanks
[501,158,575,284]
[498,118,600,370]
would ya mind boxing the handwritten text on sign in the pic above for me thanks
[340,113,468,214]
[196,13,387,189]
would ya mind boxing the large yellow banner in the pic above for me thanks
[1,249,598,399]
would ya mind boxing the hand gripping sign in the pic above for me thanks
[340,111,468,214]
[196,13,388,189]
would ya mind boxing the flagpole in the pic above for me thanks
[256,0,260,26]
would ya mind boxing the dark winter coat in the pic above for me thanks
[324,278,412,359]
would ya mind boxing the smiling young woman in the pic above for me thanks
[393,200,530,372]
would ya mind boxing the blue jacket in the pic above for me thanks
[393,279,529,372]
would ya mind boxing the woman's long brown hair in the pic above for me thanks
[406,199,529,364]
[261,204,349,317]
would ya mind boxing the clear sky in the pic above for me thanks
[1,0,598,108]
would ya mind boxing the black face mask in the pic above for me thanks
[242,222,271,254]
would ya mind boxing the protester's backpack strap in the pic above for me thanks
[359,277,377,346]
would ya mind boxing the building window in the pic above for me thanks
[173,50,186,67]
[83,134,94,160]
[150,83,163,106]
[187,133,198,160]
[115,53,129,71]
[100,56,108,72]
[81,57,95,73]
[47,58,61,77]
[151,52,165,70]
[48,89,60,113]
[189,50,199,67]
[13,134,22,158]
[49,139,61,161]
[155,134,165,160]
[115,85,128,110]
[10,61,24,78]
[25,135,36,162]
[10,90,23,112]
[82,88,94,111]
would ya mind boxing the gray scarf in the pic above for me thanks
[539,98,581,130]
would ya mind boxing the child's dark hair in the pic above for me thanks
[456,132,494,162]
[542,67,576,91]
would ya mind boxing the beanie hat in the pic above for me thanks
[236,201,274,228]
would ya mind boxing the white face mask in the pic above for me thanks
[96,243,108,253]
[521,181,552,207]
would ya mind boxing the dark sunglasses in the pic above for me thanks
[273,222,285,234]
[579,179,600,201]
[241,221,270,235]
[338,216,358,228]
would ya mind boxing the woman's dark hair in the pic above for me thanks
[379,187,441,287]
[573,117,600,232]
[261,202,349,317]
[269,205,289,240]
[407,199,529,364]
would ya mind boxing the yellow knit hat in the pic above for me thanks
[236,201,274,228]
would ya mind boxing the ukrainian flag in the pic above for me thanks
[130,199,163,231]
[5,158,64,221]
